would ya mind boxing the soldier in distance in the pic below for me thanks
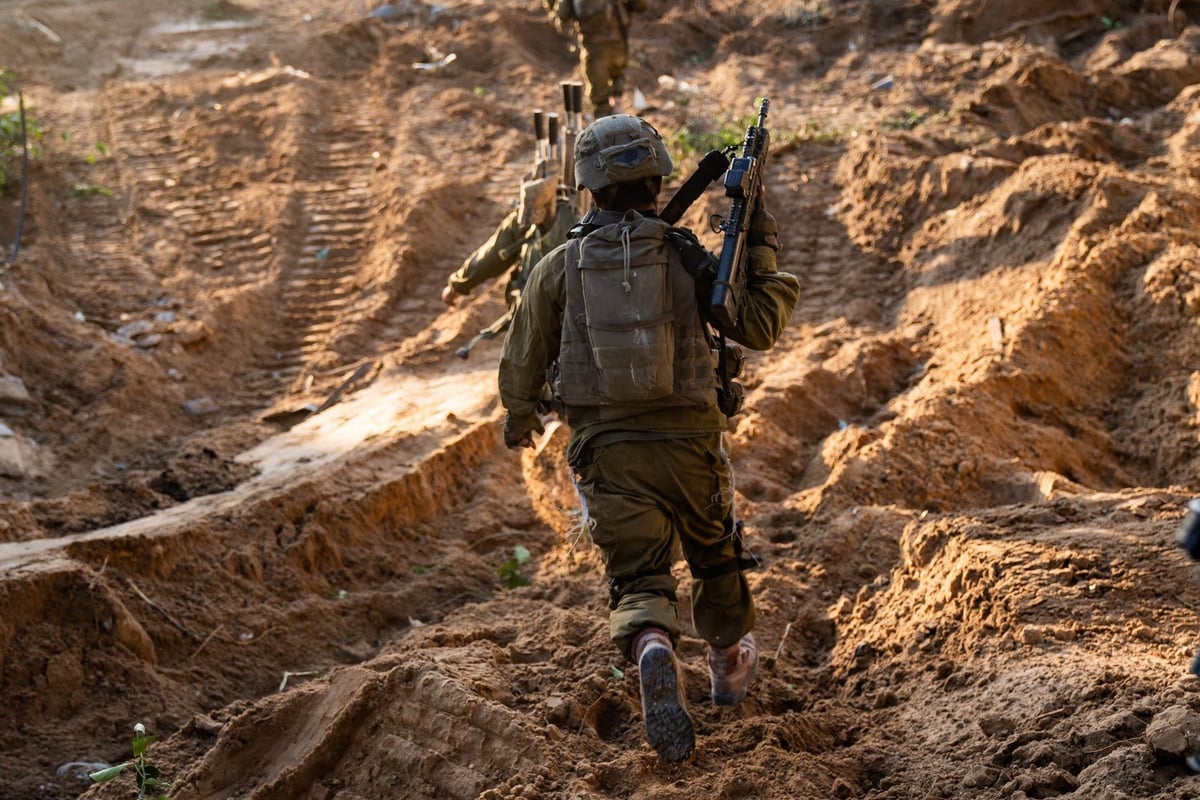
[544,0,649,117]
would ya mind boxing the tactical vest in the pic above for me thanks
[556,209,717,409]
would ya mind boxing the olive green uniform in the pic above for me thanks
[499,212,799,659]
[445,199,577,307]
[571,0,649,116]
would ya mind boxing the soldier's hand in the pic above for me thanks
[748,196,780,252]
[441,285,459,307]
[503,411,544,450]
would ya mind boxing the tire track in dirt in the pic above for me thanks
[241,90,385,399]
[100,67,394,408]
[102,81,278,293]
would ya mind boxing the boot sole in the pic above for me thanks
[711,653,759,707]
[640,646,695,763]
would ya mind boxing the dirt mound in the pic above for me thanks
[5,1,1200,799]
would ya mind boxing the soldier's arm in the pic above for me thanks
[446,210,528,297]
[731,238,800,351]
[698,209,798,350]
[498,247,567,424]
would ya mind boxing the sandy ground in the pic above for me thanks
[5,0,1200,797]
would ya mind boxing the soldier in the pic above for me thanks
[498,114,799,761]
[441,160,574,313]
[545,0,649,117]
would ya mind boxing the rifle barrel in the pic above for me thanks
[533,109,546,161]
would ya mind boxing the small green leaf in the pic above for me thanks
[610,665,625,680]
[513,545,531,565]
[132,732,156,757]
[71,183,113,196]
[89,764,127,783]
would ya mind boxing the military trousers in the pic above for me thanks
[577,27,628,115]
[571,432,755,660]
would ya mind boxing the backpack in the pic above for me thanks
[558,210,714,406]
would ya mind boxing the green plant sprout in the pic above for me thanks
[0,67,44,193]
[89,722,172,800]
[86,141,109,165]
[72,184,114,197]
[885,108,926,130]
[667,108,760,159]
[496,545,532,588]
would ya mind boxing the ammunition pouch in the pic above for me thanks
[717,381,745,417]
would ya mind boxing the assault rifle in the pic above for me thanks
[457,89,583,360]
[710,97,771,331]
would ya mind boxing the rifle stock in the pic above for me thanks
[710,98,770,330]
[456,305,516,359]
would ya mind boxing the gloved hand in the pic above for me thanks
[503,411,544,450]
[747,206,780,251]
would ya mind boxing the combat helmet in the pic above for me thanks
[574,114,673,191]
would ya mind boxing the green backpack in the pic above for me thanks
[564,210,676,403]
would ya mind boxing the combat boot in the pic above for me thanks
[707,632,758,706]
[632,627,695,762]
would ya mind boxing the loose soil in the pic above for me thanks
[4,0,1200,798]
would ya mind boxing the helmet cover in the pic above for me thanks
[574,114,674,191]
